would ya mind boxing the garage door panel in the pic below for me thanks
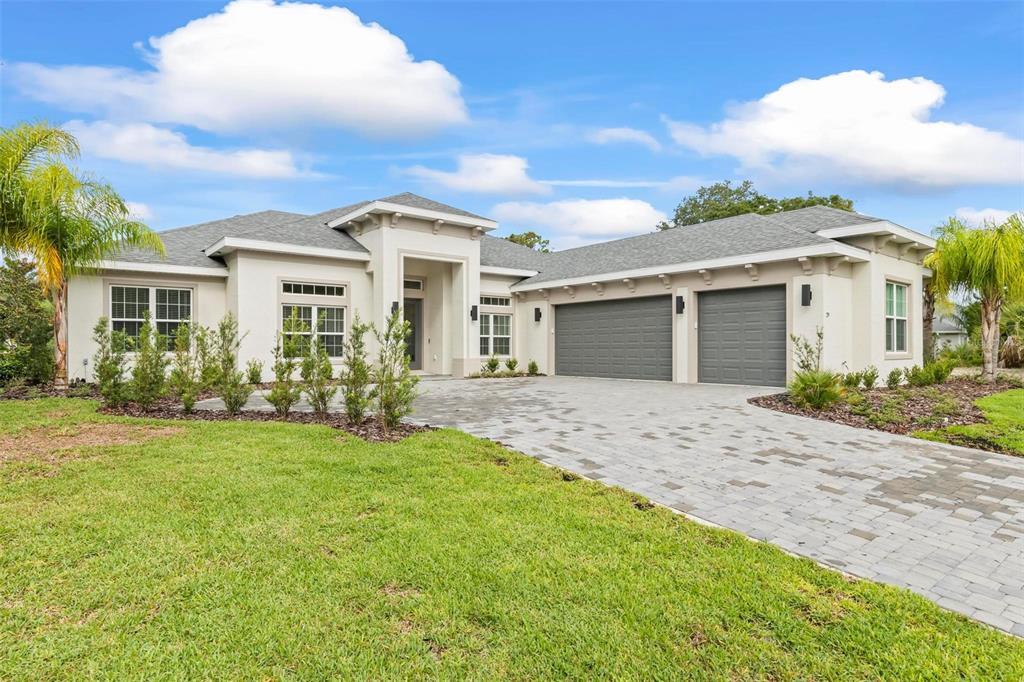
[555,296,672,381]
[698,286,786,387]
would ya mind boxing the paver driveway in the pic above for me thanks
[411,376,1024,635]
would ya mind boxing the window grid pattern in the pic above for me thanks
[111,285,191,350]
[479,313,511,356]
[480,296,511,307]
[282,304,345,357]
[885,282,908,353]
[403,279,424,291]
[282,282,345,297]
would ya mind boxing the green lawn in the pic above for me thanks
[917,388,1024,455]
[1,400,1021,679]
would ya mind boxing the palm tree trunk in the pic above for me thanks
[52,279,69,389]
[922,282,935,363]
[979,296,1000,383]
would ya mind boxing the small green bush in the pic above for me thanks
[373,308,419,431]
[861,365,879,390]
[214,313,252,416]
[168,322,201,413]
[339,313,373,423]
[194,325,220,390]
[504,357,519,373]
[482,355,501,374]
[92,317,128,407]
[245,358,264,385]
[527,359,539,376]
[903,365,931,387]
[939,340,982,367]
[886,368,902,390]
[788,369,842,410]
[791,328,824,372]
[266,332,302,418]
[130,313,168,409]
[842,371,862,388]
[301,334,337,418]
[926,359,954,384]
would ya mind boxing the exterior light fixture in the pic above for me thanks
[675,296,685,314]
[801,284,812,307]
[391,301,400,314]
[470,305,478,321]
[534,307,542,322]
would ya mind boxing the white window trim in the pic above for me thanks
[281,303,347,358]
[480,295,512,307]
[282,281,346,297]
[479,312,512,357]
[885,280,909,355]
[109,284,193,351]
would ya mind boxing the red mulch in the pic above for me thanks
[749,378,1019,439]
[99,400,430,443]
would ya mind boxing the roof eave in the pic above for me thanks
[95,260,229,278]
[204,237,371,262]
[816,221,936,250]
[325,200,498,231]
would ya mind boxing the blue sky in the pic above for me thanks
[2,0,1021,247]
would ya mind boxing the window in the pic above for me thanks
[403,279,423,291]
[111,285,191,350]
[885,281,908,353]
[282,281,345,297]
[480,295,511,307]
[282,304,345,357]
[479,313,511,356]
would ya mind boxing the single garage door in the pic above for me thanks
[698,286,786,386]
[555,296,672,381]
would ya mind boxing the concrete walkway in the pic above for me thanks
[410,376,1024,635]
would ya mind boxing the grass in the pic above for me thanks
[917,388,1024,455]
[1,400,1021,680]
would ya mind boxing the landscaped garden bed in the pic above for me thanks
[751,376,1024,456]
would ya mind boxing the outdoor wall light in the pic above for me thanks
[801,284,813,307]
[675,295,685,314]
[534,307,542,322]
[470,305,478,321]
[391,301,400,314]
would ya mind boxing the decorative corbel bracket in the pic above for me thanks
[797,256,813,275]
[698,269,712,286]
[563,285,576,299]
[591,282,604,296]
[828,255,850,274]
[658,273,672,289]
[873,234,894,252]
[898,241,919,258]
[622,278,636,293]
[433,219,444,235]
[471,226,483,241]
[389,212,403,228]
[538,289,549,300]
[744,263,759,282]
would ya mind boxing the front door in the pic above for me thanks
[403,298,422,370]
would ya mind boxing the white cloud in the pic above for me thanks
[586,127,662,151]
[492,198,667,248]
[12,0,466,137]
[125,202,154,221]
[544,176,701,192]
[954,207,1018,226]
[65,120,302,179]
[404,154,550,195]
[664,70,1023,187]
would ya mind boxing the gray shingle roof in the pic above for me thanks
[933,316,965,333]
[518,213,836,286]
[376,192,491,221]
[243,202,369,253]
[115,210,305,269]
[480,235,551,271]
[765,205,882,232]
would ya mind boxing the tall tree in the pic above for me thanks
[925,215,1024,382]
[1,122,164,387]
[657,180,854,230]
[505,231,550,252]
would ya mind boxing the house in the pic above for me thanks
[933,315,969,350]
[67,193,936,387]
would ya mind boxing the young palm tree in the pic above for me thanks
[1,122,164,387]
[925,214,1024,382]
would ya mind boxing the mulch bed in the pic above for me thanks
[99,399,430,443]
[749,378,1019,442]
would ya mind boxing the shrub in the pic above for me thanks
[926,359,954,384]
[193,325,220,390]
[527,359,539,376]
[339,313,373,423]
[265,331,302,419]
[504,357,519,373]
[214,313,252,416]
[940,340,982,367]
[861,365,879,390]
[92,317,128,407]
[788,369,842,410]
[245,359,264,385]
[130,312,168,409]
[885,368,902,390]
[791,328,824,373]
[301,334,336,418]
[373,308,419,431]
[168,322,201,413]
[0,257,53,385]
[842,371,862,388]
[482,355,501,374]
[903,365,931,387]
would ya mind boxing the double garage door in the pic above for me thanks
[554,286,786,386]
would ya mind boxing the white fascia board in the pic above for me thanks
[510,242,872,292]
[325,201,498,231]
[204,237,371,262]
[480,265,539,278]
[96,260,229,278]
[816,221,936,249]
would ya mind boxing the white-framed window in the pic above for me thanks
[110,285,191,350]
[282,281,345,297]
[885,281,908,353]
[480,295,511,307]
[479,313,511,356]
[282,304,345,358]
[403,279,424,291]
